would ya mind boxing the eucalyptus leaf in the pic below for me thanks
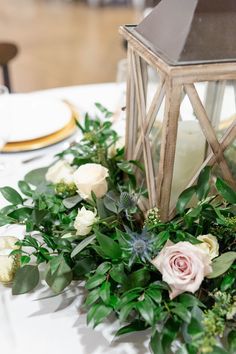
[63,194,82,209]
[18,180,33,197]
[12,265,39,295]
[24,167,48,186]
[207,252,236,279]
[0,186,23,205]
[71,234,96,258]
[45,257,72,294]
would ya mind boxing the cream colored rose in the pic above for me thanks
[196,234,219,260]
[0,224,26,240]
[152,241,212,299]
[73,163,109,199]
[0,236,20,284]
[74,207,97,236]
[46,160,75,184]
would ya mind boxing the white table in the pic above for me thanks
[0,83,150,354]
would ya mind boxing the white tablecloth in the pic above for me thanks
[0,83,150,354]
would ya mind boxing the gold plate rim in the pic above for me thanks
[3,115,77,152]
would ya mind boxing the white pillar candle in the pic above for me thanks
[171,120,206,207]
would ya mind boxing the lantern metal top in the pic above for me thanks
[130,0,236,66]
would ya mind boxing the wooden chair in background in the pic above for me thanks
[0,43,18,92]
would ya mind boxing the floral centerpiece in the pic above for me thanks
[0,104,235,354]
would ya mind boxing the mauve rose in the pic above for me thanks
[152,241,212,299]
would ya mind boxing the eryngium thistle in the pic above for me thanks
[122,227,155,266]
[119,192,136,210]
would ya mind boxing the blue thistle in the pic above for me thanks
[122,227,155,266]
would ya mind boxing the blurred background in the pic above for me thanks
[0,0,152,92]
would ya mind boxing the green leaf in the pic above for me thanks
[216,178,236,204]
[12,265,39,295]
[220,274,235,291]
[117,161,134,175]
[49,255,63,275]
[150,331,164,354]
[172,303,191,324]
[0,186,23,205]
[176,186,196,214]
[8,207,32,221]
[119,302,135,322]
[96,198,108,219]
[115,320,147,336]
[85,274,106,290]
[88,303,113,327]
[24,167,48,186]
[96,262,112,275]
[211,347,228,354]
[228,330,236,353]
[176,346,189,354]
[110,264,127,284]
[207,252,236,279]
[71,234,96,258]
[187,317,204,337]
[100,281,111,304]
[96,231,122,259]
[73,257,96,278]
[146,288,162,304]
[124,268,150,290]
[154,231,170,249]
[178,294,204,308]
[20,255,31,265]
[63,194,82,209]
[0,214,15,226]
[136,297,154,325]
[85,288,100,307]
[45,257,72,294]
[18,180,33,197]
[196,166,211,200]
[103,195,118,214]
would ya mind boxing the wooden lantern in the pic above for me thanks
[120,0,236,221]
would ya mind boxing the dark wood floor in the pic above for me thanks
[0,0,139,92]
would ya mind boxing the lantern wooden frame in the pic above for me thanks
[120,25,236,221]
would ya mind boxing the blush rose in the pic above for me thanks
[152,241,212,299]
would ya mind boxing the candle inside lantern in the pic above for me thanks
[170,120,206,207]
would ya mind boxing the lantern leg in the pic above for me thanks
[157,80,182,221]
[125,45,138,161]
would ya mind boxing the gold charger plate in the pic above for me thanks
[3,115,77,152]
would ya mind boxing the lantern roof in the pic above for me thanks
[130,0,236,66]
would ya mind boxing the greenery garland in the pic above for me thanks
[0,104,235,354]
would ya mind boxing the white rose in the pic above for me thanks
[74,207,97,236]
[196,234,219,260]
[0,236,20,284]
[73,163,109,199]
[46,160,75,184]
